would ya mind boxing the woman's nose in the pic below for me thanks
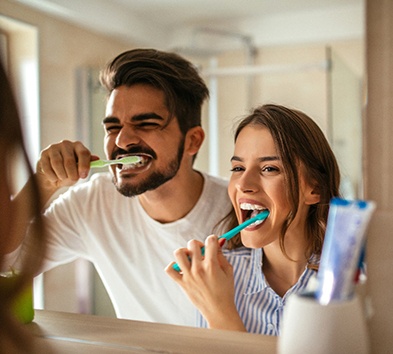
[235,172,260,193]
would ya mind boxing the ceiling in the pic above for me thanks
[13,0,364,52]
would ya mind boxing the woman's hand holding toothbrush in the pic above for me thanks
[165,235,246,332]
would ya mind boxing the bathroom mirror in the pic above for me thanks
[79,43,364,317]
[1,0,365,320]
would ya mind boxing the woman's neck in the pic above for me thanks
[263,257,307,297]
[262,237,309,297]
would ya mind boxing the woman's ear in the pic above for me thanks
[305,183,321,205]
[185,126,205,156]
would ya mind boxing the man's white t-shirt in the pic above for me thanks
[30,172,231,326]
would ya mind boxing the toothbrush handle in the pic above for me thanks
[219,216,261,241]
[172,210,269,272]
[200,210,269,254]
[90,160,107,168]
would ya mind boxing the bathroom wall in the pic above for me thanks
[1,0,133,313]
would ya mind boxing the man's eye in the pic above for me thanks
[138,122,161,128]
[105,125,121,133]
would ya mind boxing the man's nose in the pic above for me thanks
[115,126,140,150]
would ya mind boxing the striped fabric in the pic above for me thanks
[197,247,317,335]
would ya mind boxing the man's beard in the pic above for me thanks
[113,138,185,197]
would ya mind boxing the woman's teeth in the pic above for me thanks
[240,203,268,226]
[252,218,265,226]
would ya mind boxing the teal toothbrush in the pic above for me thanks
[172,210,269,272]
[90,156,142,168]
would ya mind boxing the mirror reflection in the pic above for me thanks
[0,0,365,330]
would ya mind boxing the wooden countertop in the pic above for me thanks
[26,310,277,353]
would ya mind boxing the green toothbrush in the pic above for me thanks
[90,156,142,168]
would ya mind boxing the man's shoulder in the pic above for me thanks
[89,171,113,183]
[60,172,114,199]
[200,172,230,206]
[202,172,229,189]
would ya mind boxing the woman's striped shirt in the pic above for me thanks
[197,247,317,335]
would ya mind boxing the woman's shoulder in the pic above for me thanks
[223,246,253,258]
[223,246,256,275]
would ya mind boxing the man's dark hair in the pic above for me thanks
[100,48,209,135]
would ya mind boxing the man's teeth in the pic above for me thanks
[120,157,148,170]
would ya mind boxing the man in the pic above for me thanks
[9,49,232,326]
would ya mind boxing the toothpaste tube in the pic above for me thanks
[315,198,376,305]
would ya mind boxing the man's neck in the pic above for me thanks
[137,169,204,223]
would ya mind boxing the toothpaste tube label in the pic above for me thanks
[316,198,376,305]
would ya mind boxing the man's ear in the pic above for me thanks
[185,126,205,156]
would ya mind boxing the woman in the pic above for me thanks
[166,104,340,335]
[0,61,46,352]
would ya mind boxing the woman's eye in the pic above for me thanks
[230,166,244,172]
[262,166,280,174]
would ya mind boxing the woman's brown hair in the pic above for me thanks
[226,104,341,266]
[0,61,46,352]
